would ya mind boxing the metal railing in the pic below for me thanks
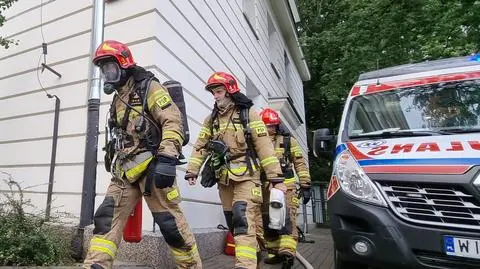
[312,183,328,225]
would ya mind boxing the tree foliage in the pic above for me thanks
[298,0,480,181]
[0,0,18,49]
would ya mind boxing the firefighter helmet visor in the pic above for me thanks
[100,61,121,83]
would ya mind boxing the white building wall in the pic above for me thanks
[0,0,310,231]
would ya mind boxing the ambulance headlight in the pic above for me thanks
[334,151,387,206]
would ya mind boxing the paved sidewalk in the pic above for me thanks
[2,228,332,269]
[202,228,334,269]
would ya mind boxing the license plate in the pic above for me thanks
[444,235,480,259]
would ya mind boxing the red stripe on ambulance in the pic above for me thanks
[363,165,471,175]
[366,141,480,156]
[350,71,480,96]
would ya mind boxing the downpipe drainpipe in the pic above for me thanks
[45,94,60,221]
[71,0,105,261]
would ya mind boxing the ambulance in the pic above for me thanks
[313,54,480,269]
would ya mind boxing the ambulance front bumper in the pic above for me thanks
[329,189,480,269]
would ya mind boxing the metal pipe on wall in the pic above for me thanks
[80,0,105,229]
[71,0,105,260]
[303,203,308,234]
[45,94,60,221]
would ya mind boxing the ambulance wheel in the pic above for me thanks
[334,248,368,269]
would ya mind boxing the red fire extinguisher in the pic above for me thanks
[224,231,235,256]
[123,198,142,243]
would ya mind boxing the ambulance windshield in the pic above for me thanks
[347,79,480,138]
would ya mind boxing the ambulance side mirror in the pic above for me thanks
[312,128,335,159]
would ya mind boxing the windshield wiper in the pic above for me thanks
[437,128,480,134]
[349,130,452,139]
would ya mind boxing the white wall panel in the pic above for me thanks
[180,201,225,229]
[0,113,55,142]
[4,0,54,20]
[167,0,246,88]
[0,140,51,165]
[0,82,88,119]
[0,167,50,192]
[2,0,91,43]
[189,1,264,92]
[224,0,285,92]
[0,57,90,98]
[0,136,86,166]
[2,13,92,78]
[0,108,88,142]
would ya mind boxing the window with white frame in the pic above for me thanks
[268,14,284,80]
[246,76,260,98]
[246,76,263,105]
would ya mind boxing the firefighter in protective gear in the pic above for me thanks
[83,40,202,269]
[185,72,287,269]
[258,108,312,267]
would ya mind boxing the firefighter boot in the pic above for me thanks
[256,251,263,269]
[281,254,295,269]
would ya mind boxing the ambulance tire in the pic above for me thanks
[334,248,368,269]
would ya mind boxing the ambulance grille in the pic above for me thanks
[378,182,480,229]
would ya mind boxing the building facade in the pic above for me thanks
[0,0,311,231]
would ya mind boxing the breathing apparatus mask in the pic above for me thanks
[99,60,130,95]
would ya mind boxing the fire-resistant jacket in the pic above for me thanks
[187,106,284,183]
[112,77,184,182]
[272,134,311,189]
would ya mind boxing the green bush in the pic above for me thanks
[0,176,73,266]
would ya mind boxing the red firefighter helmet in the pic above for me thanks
[205,72,240,94]
[93,40,136,69]
[260,108,280,125]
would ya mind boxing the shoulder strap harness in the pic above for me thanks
[283,133,292,166]
[239,108,259,176]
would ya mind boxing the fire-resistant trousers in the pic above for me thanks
[259,187,299,258]
[83,176,202,269]
[218,179,263,269]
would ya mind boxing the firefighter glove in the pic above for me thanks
[149,155,177,189]
[200,156,218,188]
[300,187,312,204]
